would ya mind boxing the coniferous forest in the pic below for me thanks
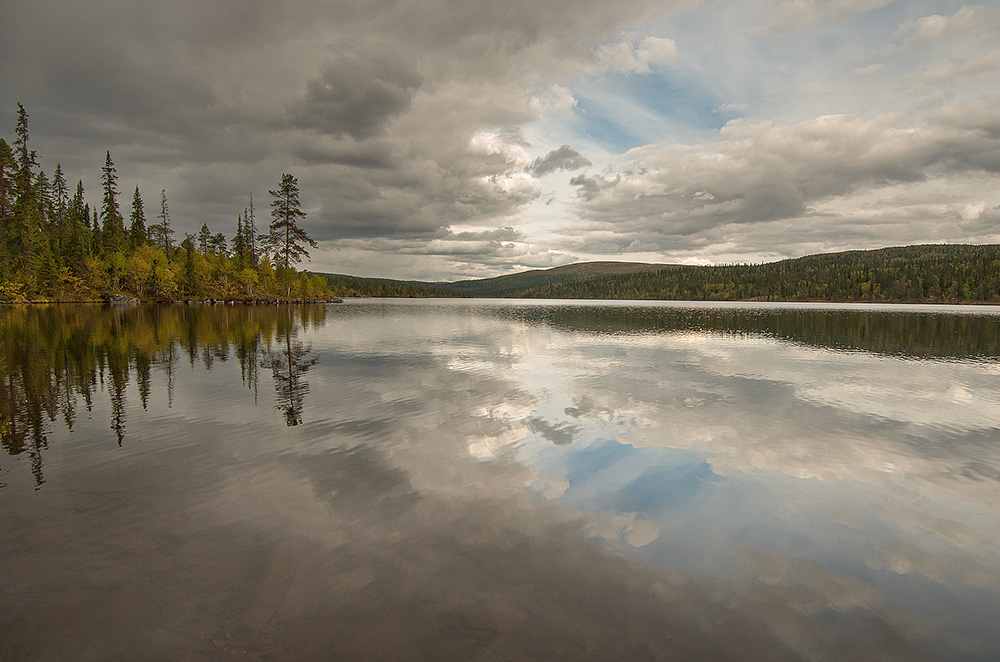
[511,244,1000,303]
[0,104,332,302]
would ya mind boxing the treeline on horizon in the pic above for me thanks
[319,273,449,298]
[512,244,1000,303]
[321,243,1000,302]
[0,103,331,303]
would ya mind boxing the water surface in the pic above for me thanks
[2,300,999,660]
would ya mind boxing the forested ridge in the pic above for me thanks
[0,104,331,303]
[318,273,449,298]
[511,244,1000,303]
[436,261,674,297]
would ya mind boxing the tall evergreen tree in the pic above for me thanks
[0,138,14,220]
[267,173,316,295]
[197,223,211,254]
[12,103,38,209]
[9,103,39,280]
[128,186,147,249]
[70,180,86,222]
[52,163,68,238]
[148,188,174,255]
[34,170,52,225]
[0,139,14,279]
[181,234,198,297]
[233,212,248,264]
[63,188,91,277]
[13,103,32,174]
[100,151,126,254]
[209,232,227,256]
[248,193,258,266]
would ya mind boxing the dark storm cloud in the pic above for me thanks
[528,145,592,177]
[450,226,523,242]
[291,48,423,140]
[291,136,399,169]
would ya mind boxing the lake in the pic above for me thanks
[2,299,999,661]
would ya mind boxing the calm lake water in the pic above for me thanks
[2,299,1000,661]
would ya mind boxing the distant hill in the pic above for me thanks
[317,244,1000,304]
[314,273,449,298]
[315,261,676,298]
[514,244,1000,303]
[434,261,678,297]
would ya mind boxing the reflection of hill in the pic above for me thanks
[483,304,1000,360]
[0,304,324,487]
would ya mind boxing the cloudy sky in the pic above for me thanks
[2,0,999,280]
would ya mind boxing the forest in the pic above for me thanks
[319,273,449,298]
[509,244,1000,303]
[0,103,331,303]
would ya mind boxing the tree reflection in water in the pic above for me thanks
[262,309,318,427]
[0,303,323,487]
[4,301,999,488]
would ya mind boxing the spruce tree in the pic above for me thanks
[52,164,68,243]
[0,139,14,279]
[181,234,198,297]
[267,173,317,296]
[34,170,52,225]
[148,188,174,255]
[129,186,147,248]
[100,151,126,255]
[0,138,13,220]
[9,103,39,279]
[14,103,32,174]
[233,212,248,264]
[71,180,86,221]
[248,193,258,266]
[12,104,38,210]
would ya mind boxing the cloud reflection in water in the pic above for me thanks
[2,300,999,660]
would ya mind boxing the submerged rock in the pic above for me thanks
[103,294,140,306]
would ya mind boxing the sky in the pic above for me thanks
[1,0,999,281]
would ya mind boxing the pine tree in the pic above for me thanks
[209,232,227,256]
[197,223,211,254]
[100,151,126,255]
[129,186,147,249]
[267,173,317,296]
